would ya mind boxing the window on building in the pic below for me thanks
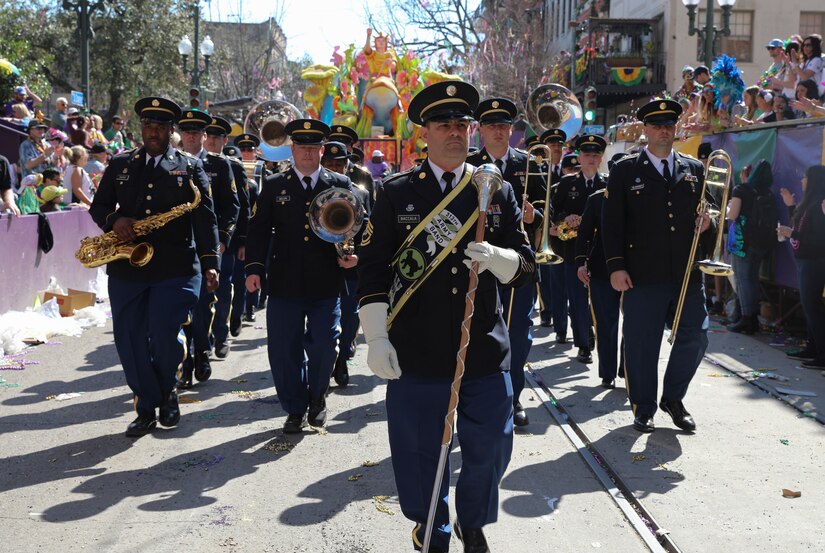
[800,12,825,37]
[697,10,753,63]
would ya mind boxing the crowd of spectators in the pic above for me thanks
[1,88,141,216]
[674,34,825,138]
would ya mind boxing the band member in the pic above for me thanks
[467,97,545,428]
[602,99,711,433]
[235,133,269,312]
[206,116,252,345]
[357,81,535,553]
[177,109,240,387]
[245,119,359,433]
[551,135,607,363]
[89,96,219,436]
[329,124,375,197]
[536,128,567,328]
[575,186,622,388]
[319,141,371,386]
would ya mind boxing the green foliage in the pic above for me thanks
[0,4,55,103]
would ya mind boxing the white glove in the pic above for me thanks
[463,241,520,283]
[359,302,401,380]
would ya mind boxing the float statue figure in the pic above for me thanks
[355,28,403,137]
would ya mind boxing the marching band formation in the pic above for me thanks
[83,78,720,552]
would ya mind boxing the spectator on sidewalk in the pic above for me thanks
[794,79,821,118]
[726,160,776,334]
[778,165,825,369]
[794,35,823,98]
[104,115,126,151]
[674,66,697,100]
[774,41,802,99]
[3,85,42,117]
[67,111,89,147]
[0,153,20,216]
[63,145,94,206]
[8,102,33,128]
[734,85,761,126]
[46,128,69,176]
[19,120,52,178]
[52,97,68,131]
[764,39,789,95]
[88,114,108,146]
[366,149,390,182]
[85,142,108,179]
[765,95,795,122]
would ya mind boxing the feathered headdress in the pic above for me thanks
[710,55,745,109]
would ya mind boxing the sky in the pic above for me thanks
[206,0,386,64]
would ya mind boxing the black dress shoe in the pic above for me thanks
[229,319,241,337]
[633,414,655,433]
[576,347,593,363]
[540,319,552,328]
[555,334,567,344]
[194,351,212,382]
[177,356,194,390]
[659,399,696,431]
[283,413,307,434]
[332,356,350,387]
[244,310,256,323]
[126,411,157,437]
[159,390,180,427]
[600,379,615,389]
[802,358,825,370]
[513,401,529,427]
[454,522,490,553]
[214,340,230,359]
[308,396,327,427]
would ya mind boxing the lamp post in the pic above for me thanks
[62,0,106,107]
[682,0,736,65]
[178,5,214,108]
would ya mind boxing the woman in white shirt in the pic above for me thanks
[64,145,94,206]
[794,35,823,97]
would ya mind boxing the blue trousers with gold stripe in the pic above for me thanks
[265,296,341,415]
[622,280,708,417]
[213,251,236,343]
[589,278,621,380]
[188,279,216,354]
[499,282,535,402]
[109,274,200,414]
[387,371,513,552]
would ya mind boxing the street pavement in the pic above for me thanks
[1,304,823,553]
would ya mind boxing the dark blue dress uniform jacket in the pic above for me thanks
[225,156,252,253]
[467,146,546,250]
[551,172,607,263]
[245,168,358,300]
[89,145,220,281]
[197,149,240,249]
[357,161,536,380]
[601,150,712,285]
[574,189,608,280]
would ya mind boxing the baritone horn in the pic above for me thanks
[669,149,734,345]
[309,188,365,257]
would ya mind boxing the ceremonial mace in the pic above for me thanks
[421,163,503,552]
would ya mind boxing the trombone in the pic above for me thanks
[525,143,563,265]
[669,149,734,345]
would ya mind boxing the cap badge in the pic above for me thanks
[337,127,342,132]
[446,85,457,97]
[186,112,193,118]
[491,101,499,108]
[303,122,311,129]
[659,102,667,110]
[151,100,160,107]
[331,146,338,154]
[589,135,595,141]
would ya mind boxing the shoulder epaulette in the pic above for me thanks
[514,148,528,155]
[677,151,698,161]
[590,188,606,196]
[382,166,416,186]
[179,150,198,160]
[206,151,224,160]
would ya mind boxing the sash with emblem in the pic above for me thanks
[386,163,477,327]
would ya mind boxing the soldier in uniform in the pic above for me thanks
[551,136,607,363]
[89,96,219,436]
[245,119,360,433]
[177,109,240,387]
[320,141,372,386]
[357,81,535,553]
[329,124,375,199]
[602,99,711,433]
[235,133,269,312]
[205,116,252,345]
[536,128,567,328]
[467,97,544,428]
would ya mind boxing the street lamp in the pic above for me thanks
[682,0,736,65]
[178,5,214,108]
[62,0,106,107]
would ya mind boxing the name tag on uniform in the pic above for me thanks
[115,175,130,182]
[169,170,187,176]
[275,195,290,202]
[684,174,698,183]
[630,183,645,191]
[398,214,420,223]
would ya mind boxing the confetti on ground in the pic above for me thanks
[210,505,233,526]
[348,474,364,481]
[263,437,295,454]
[362,460,379,467]
[780,439,789,445]
[0,382,20,388]
[179,396,202,404]
[181,455,224,471]
[254,325,263,329]
[706,373,731,377]
[632,454,646,462]
[656,463,670,471]
[309,426,328,435]
[45,341,63,345]
[803,411,816,418]
[372,496,395,516]
[230,379,248,384]
[782,488,802,498]
[219,537,238,547]
[45,392,83,401]
[230,390,259,399]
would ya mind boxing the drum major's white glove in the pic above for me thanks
[463,241,520,283]
[359,302,401,380]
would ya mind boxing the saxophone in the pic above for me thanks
[75,178,202,268]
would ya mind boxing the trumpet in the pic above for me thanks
[308,187,365,257]
[669,149,734,345]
